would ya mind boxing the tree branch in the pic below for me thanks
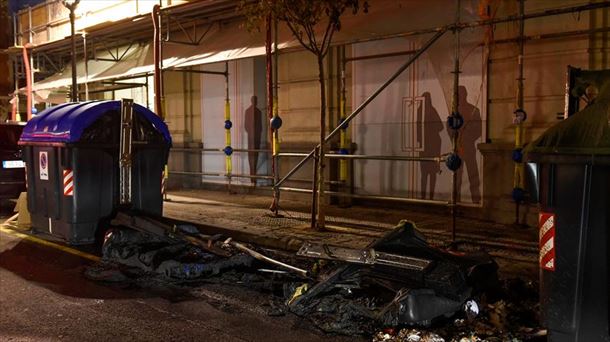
[284,20,317,54]
[320,19,335,57]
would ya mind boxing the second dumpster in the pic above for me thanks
[526,69,610,342]
[19,100,171,245]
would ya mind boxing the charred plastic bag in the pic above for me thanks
[526,69,610,342]
[19,101,171,244]
[289,220,498,335]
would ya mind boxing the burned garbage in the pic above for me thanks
[86,212,306,285]
[286,220,499,335]
[371,278,545,341]
[86,215,513,338]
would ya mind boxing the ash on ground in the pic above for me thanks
[372,279,545,342]
[85,220,544,341]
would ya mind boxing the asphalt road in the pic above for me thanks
[0,204,357,342]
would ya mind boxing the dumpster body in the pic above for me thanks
[527,69,610,342]
[529,154,609,342]
[19,101,171,245]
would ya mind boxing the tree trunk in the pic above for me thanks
[316,55,326,230]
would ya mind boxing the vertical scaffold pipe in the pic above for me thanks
[22,46,32,121]
[12,14,20,121]
[224,62,232,190]
[339,46,349,182]
[152,5,163,119]
[267,14,279,214]
[273,17,279,159]
[66,3,78,102]
[512,0,527,224]
[272,17,281,215]
[12,52,20,121]
[11,94,18,122]
[82,32,89,101]
[449,1,462,244]
[158,6,165,120]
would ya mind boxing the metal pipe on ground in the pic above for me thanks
[223,238,309,278]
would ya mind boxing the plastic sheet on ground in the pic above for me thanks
[86,228,255,282]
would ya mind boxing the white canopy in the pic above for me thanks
[30,0,483,100]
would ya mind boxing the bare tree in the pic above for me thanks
[242,0,368,229]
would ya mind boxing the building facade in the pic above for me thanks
[5,0,610,226]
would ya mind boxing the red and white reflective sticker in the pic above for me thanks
[63,169,74,196]
[161,169,166,195]
[539,212,556,271]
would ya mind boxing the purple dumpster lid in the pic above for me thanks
[18,101,171,145]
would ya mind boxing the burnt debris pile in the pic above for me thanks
[86,215,541,339]
[285,221,499,335]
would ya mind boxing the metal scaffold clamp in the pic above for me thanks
[512,148,524,163]
[513,108,527,124]
[445,152,462,171]
[512,187,525,203]
[447,112,464,130]
[223,146,233,156]
[270,116,282,130]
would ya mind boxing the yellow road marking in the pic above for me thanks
[0,225,101,262]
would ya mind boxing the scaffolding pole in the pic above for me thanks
[152,5,163,118]
[224,61,232,192]
[272,16,280,213]
[513,0,526,225]
[448,1,462,244]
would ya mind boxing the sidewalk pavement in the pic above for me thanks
[163,189,539,280]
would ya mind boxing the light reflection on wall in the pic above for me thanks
[16,0,188,46]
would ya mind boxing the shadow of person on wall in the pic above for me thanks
[244,96,262,185]
[417,92,444,200]
[448,86,482,204]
